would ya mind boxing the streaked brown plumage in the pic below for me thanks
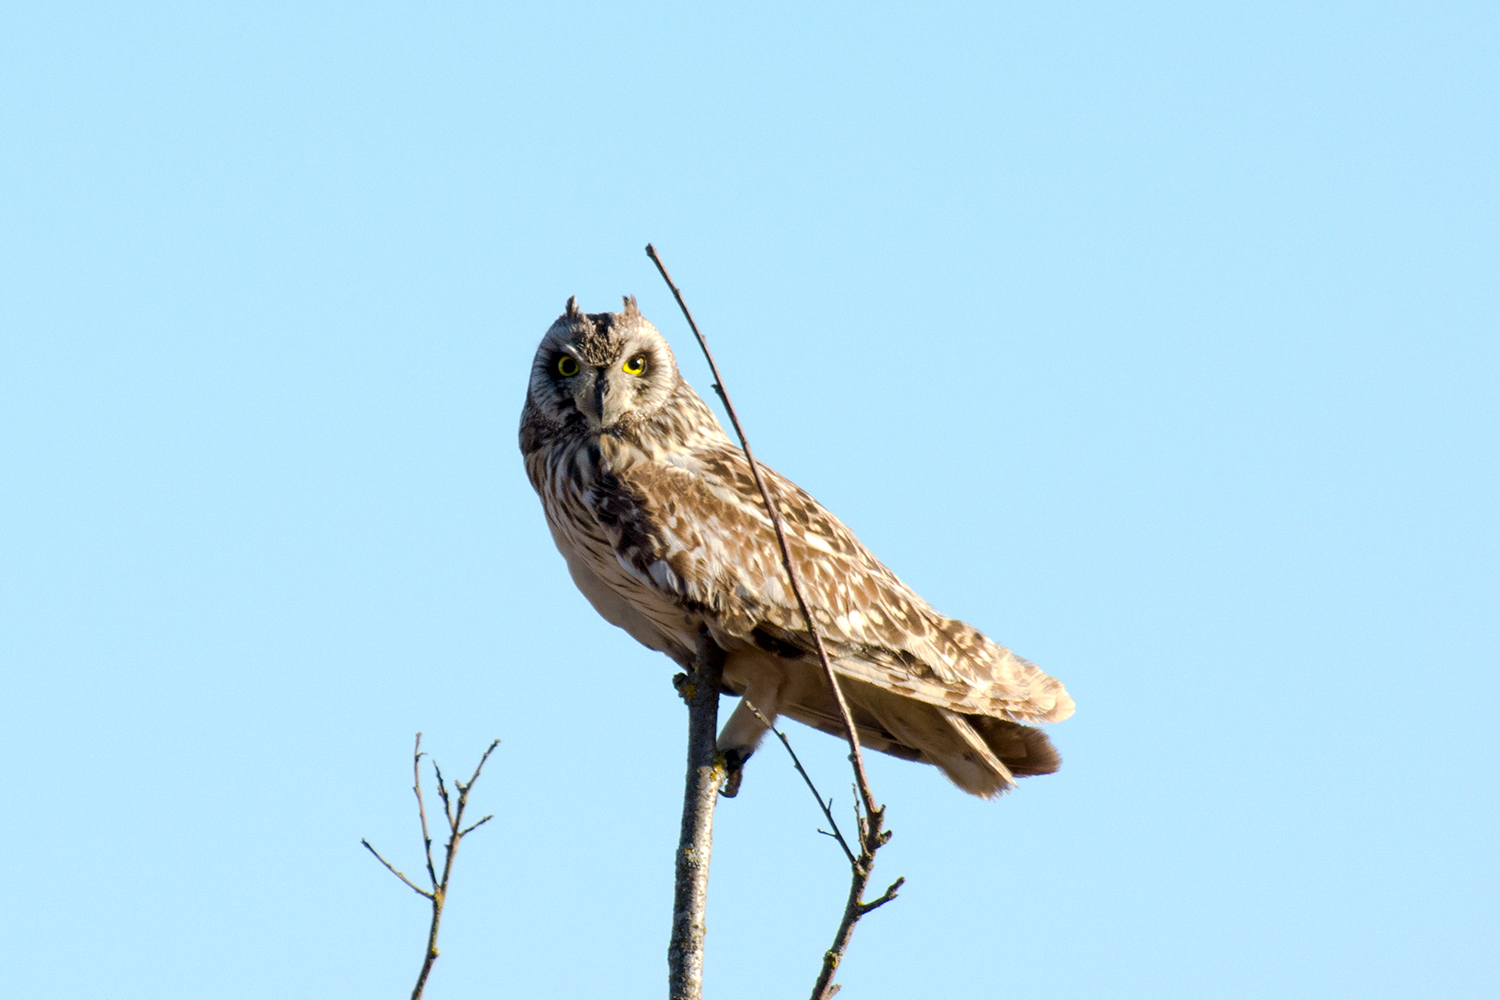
[519,296,1073,798]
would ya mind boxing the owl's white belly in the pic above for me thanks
[548,518,698,665]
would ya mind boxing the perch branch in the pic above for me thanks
[647,245,902,1000]
[668,630,728,1000]
[363,733,501,1000]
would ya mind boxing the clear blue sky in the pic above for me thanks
[3,3,1495,998]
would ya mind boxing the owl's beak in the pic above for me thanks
[575,368,623,428]
[592,373,611,424]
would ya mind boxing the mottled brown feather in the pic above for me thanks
[519,299,1073,797]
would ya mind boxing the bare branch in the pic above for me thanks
[668,630,727,1000]
[459,814,495,838]
[412,734,438,889]
[465,739,502,788]
[361,839,435,900]
[432,759,455,831]
[742,699,856,867]
[810,861,907,999]
[645,243,881,823]
[364,735,502,1000]
[859,877,906,916]
[646,245,903,1000]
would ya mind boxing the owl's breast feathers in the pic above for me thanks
[553,427,1073,727]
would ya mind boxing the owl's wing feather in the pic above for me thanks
[596,440,1074,726]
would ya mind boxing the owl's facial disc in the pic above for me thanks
[568,339,662,428]
[528,298,681,432]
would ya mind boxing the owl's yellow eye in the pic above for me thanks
[623,355,647,376]
[556,355,580,377]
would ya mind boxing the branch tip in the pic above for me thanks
[371,736,502,1000]
[459,814,494,838]
[859,876,905,915]
[361,838,435,900]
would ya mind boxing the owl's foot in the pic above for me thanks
[719,747,753,798]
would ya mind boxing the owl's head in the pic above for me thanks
[526,295,683,431]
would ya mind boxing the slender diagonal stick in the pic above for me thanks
[645,244,880,822]
[742,698,856,867]
[647,245,901,999]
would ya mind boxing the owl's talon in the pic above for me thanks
[719,747,753,798]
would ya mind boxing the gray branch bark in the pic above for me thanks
[668,631,727,1000]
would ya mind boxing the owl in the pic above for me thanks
[519,296,1073,798]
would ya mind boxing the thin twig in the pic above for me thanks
[433,759,455,829]
[361,839,434,899]
[859,878,905,916]
[742,699,856,867]
[462,739,501,789]
[364,735,501,1000]
[413,734,438,888]
[645,243,880,823]
[646,245,902,999]
[459,814,495,838]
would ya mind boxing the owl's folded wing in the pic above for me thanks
[601,442,1073,725]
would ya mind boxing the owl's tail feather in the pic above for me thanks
[866,693,1015,798]
[966,714,1061,778]
[788,681,1050,798]
[775,674,1062,799]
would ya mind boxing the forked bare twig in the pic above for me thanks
[646,245,902,999]
[363,733,501,1000]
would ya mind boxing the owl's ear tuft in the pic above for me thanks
[565,295,582,318]
[622,294,640,319]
